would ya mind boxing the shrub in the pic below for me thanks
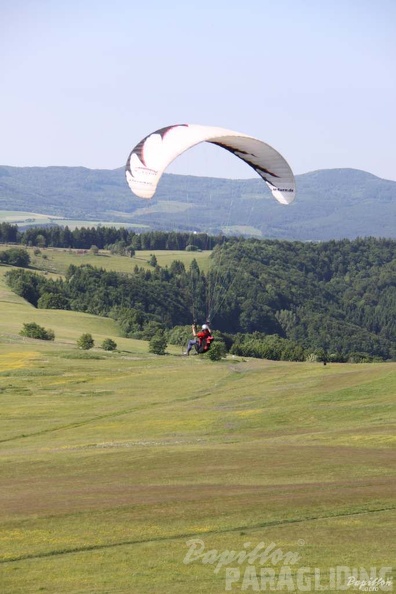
[77,333,94,350]
[205,341,226,361]
[0,247,31,268]
[149,331,167,355]
[101,338,117,351]
[148,254,158,267]
[20,322,55,341]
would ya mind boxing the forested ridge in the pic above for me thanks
[211,237,395,359]
[1,166,395,240]
[2,231,395,361]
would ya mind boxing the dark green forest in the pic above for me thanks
[3,234,395,361]
[0,222,220,251]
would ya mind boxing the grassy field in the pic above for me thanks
[0,246,213,276]
[0,262,395,593]
[0,211,148,230]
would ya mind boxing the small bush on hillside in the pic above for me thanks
[101,338,117,351]
[148,254,158,267]
[149,331,167,355]
[0,247,31,268]
[20,322,55,341]
[77,333,94,350]
[205,341,226,361]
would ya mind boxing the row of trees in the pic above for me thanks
[0,223,19,244]
[3,236,395,360]
[0,223,224,251]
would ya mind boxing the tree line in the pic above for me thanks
[2,234,395,361]
[0,222,223,251]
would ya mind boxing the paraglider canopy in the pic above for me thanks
[125,124,296,204]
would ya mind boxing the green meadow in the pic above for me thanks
[0,261,395,593]
[0,246,212,276]
[0,211,148,230]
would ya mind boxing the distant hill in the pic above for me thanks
[0,165,395,240]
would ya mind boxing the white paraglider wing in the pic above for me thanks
[125,124,295,204]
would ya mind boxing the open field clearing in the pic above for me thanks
[0,246,213,276]
[0,264,395,593]
[0,211,148,230]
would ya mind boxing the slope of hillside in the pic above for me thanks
[1,165,395,239]
[0,287,395,592]
[0,266,143,352]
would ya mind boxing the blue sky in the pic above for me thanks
[1,0,395,180]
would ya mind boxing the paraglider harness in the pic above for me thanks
[193,322,214,354]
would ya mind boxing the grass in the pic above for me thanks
[0,211,149,230]
[0,246,213,276]
[0,264,395,593]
